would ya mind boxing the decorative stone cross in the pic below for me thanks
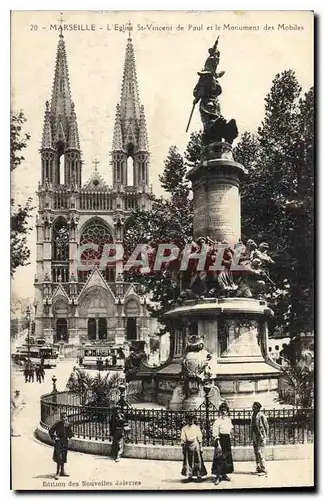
[58,13,65,37]
[126,21,132,40]
[92,158,100,173]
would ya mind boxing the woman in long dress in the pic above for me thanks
[180,414,207,482]
[211,402,234,485]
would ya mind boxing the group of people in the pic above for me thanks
[47,401,269,483]
[24,361,45,383]
[96,354,123,371]
[48,400,131,478]
[180,401,269,484]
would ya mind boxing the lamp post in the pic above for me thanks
[203,383,212,446]
[59,334,65,360]
[52,375,57,393]
[25,305,31,363]
[118,384,126,409]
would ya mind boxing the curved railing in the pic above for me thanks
[40,391,314,447]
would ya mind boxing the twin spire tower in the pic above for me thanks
[40,27,150,190]
[35,26,153,345]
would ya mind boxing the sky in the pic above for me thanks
[10,10,314,300]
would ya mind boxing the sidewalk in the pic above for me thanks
[11,360,314,491]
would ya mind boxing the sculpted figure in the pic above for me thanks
[181,336,210,397]
[190,38,238,145]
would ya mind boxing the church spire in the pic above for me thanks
[41,101,53,149]
[111,30,150,188]
[50,31,72,125]
[67,102,80,150]
[40,25,82,187]
[112,104,123,151]
[138,104,149,151]
[119,30,141,125]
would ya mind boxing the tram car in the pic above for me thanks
[78,343,126,370]
[12,339,59,368]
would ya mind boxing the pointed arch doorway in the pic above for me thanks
[125,298,140,342]
[126,317,137,341]
[56,318,68,342]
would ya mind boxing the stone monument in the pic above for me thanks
[157,38,280,409]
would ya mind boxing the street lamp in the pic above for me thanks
[52,375,57,393]
[203,383,212,446]
[25,305,31,363]
[118,383,130,412]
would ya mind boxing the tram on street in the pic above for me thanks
[12,339,59,368]
[78,343,126,370]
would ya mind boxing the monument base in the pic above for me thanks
[157,298,281,409]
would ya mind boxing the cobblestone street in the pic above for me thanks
[11,360,314,491]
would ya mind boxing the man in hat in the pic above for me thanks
[110,405,127,462]
[250,402,269,475]
[11,390,26,437]
[49,411,73,479]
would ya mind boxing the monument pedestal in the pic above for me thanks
[162,298,280,409]
[136,143,280,410]
[188,142,246,245]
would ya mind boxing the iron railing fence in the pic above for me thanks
[40,391,314,447]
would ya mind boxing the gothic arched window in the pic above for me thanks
[52,217,69,282]
[79,219,114,282]
[53,218,69,261]
[127,156,134,186]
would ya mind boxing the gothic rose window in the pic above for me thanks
[79,219,114,281]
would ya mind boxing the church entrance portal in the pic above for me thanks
[126,317,137,341]
[87,317,108,340]
[56,318,68,342]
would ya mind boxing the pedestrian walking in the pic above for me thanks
[211,402,234,485]
[110,405,129,462]
[23,363,29,383]
[49,411,73,479]
[29,363,35,383]
[180,414,207,483]
[40,365,45,382]
[35,365,41,383]
[250,401,269,475]
[11,390,26,437]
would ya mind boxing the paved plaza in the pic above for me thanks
[11,359,314,491]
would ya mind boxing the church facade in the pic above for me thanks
[34,30,158,346]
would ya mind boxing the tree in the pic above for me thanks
[66,368,123,407]
[123,194,193,324]
[184,130,203,167]
[11,111,34,276]
[159,146,189,201]
[123,143,194,326]
[123,71,314,337]
[235,71,314,336]
[278,352,314,408]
